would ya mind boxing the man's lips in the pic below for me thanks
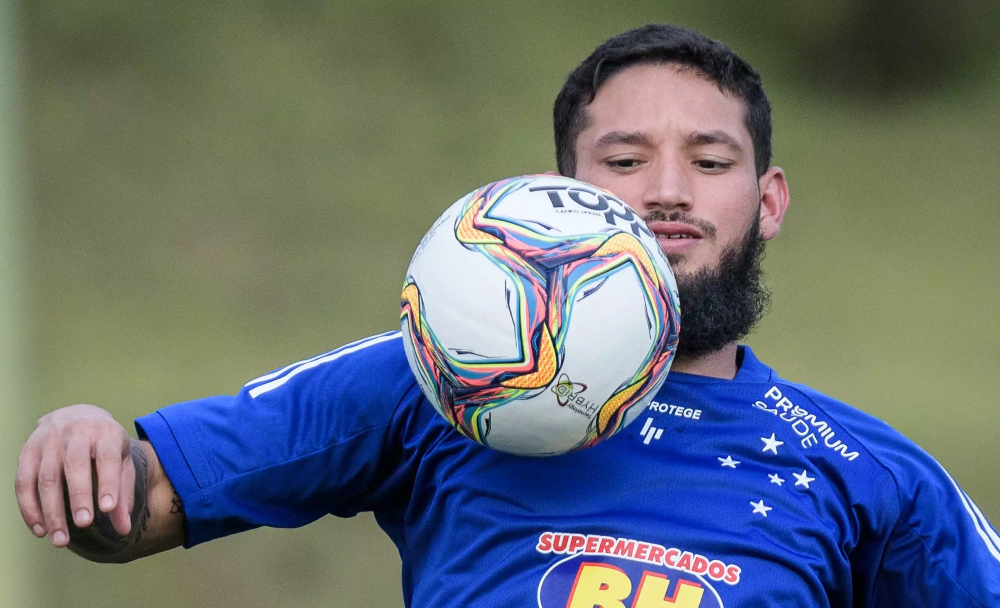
[646,221,705,239]
[646,220,704,254]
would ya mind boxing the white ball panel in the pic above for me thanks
[407,200,523,363]
[557,264,657,403]
[481,390,592,456]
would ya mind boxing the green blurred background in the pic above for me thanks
[3,1,999,606]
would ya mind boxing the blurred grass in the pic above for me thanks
[1,0,35,605]
[15,1,1000,606]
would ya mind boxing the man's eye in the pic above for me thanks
[695,160,732,171]
[607,159,640,170]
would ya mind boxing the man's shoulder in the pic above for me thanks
[760,368,1000,603]
[737,348,909,460]
[766,374,887,438]
[760,370,950,507]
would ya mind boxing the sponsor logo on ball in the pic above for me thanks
[550,374,599,417]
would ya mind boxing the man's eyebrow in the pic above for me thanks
[592,130,655,148]
[685,130,744,152]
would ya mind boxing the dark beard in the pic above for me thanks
[672,216,770,360]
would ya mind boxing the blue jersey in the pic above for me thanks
[136,331,1000,607]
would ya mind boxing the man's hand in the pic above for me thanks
[14,404,184,562]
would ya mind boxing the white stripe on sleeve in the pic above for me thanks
[248,332,401,399]
[940,461,1000,564]
[244,331,399,388]
[964,488,1000,556]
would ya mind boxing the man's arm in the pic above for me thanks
[15,333,422,554]
[859,431,1000,606]
[15,404,185,563]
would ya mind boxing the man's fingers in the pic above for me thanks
[14,443,46,537]
[16,405,132,547]
[36,450,69,547]
[64,437,97,528]
[94,432,125,513]
[112,454,136,536]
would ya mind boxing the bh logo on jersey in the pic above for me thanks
[538,554,724,608]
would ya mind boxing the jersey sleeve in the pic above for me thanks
[867,429,1000,607]
[135,331,438,548]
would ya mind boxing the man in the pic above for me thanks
[15,24,1000,607]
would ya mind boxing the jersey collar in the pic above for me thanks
[665,345,774,385]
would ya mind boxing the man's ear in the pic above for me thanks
[758,167,790,241]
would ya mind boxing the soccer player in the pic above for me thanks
[15,24,1000,607]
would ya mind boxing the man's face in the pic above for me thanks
[571,62,789,358]
[573,62,774,277]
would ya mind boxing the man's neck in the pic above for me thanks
[670,343,740,379]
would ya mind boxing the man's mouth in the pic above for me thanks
[646,221,705,254]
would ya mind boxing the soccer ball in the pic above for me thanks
[400,175,680,456]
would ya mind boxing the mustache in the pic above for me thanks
[643,210,718,241]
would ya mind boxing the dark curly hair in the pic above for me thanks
[553,24,772,178]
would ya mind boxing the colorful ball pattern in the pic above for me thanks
[400,175,680,456]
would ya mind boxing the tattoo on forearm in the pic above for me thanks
[170,492,184,515]
[169,490,187,540]
[129,444,151,544]
[65,441,151,561]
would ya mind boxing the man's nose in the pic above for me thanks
[638,159,694,213]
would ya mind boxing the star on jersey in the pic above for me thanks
[760,433,784,455]
[718,455,740,468]
[768,473,785,486]
[793,470,816,489]
[750,499,773,517]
